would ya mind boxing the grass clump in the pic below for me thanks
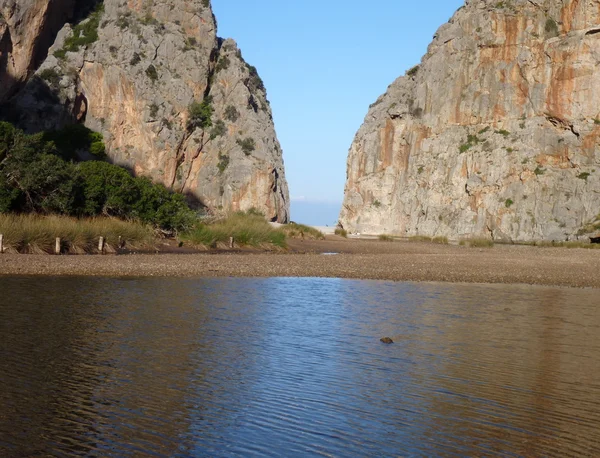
[529,240,600,249]
[334,227,348,238]
[182,210,286,249]
[462,238,494,248]
[378,234,394,242]
[0,213,153,254]
[282,223,325,240]
[409,235,448,244]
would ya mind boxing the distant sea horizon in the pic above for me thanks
[290,200,342,226]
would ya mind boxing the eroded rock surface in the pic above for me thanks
[3,0,289,221]
[0,0,77,101]
[340,0,600,241]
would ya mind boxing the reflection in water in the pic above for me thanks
[0,277,599,457]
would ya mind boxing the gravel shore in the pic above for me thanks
[1,238,599,288]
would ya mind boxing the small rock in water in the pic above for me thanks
[380,337,394,344]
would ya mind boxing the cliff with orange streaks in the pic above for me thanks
[340,0,600,241]
[1,0,289,222]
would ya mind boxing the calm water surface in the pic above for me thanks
[0,277,599,457]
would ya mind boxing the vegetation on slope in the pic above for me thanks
[182,210,287,248]
[0,122,195,232]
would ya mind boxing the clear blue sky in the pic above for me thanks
[212,0,464,223]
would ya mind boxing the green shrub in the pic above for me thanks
[534,166,545,176]
[188,98,213,130]
[217,152,230,174]
[39,68,61,87]
[505,198,514,208]
[577,172,590,181]
[224,105,240,122]
[145,64,159,82]
[245,64,265,92]
[149,103,159,119]
[130,52,141,66]
[406,65,419,77]
[467,134,481,144]
[237,137,256,155]
[210,120,227,139]
[53,49,67,60]
[0,122,195,232]
[215,55,231,73]
[545,18,559,37]
[495,129,510,137]
[459,143,472,153]
[43,124,106,160]
[116,12,132,30]
[77,161,195,231]
[59,3,104,54]
[379,234,394,242]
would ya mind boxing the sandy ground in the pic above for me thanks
[1,237,599,288]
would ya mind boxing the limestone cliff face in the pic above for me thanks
[0,0,76,101]
[3,0,289,222]
[340,0,600,241]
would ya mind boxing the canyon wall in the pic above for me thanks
[340,0,600,241]
[1,0,289,221]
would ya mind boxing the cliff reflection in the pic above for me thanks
[1,277,599,457]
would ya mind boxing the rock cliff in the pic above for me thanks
[340,0,600,241]
[1,0,289,222]
[0,0,77,101]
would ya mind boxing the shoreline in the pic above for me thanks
[1,239,599,288]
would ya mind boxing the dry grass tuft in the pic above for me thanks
[334,228,348,238]
[0,214,154,254]
[462,238,494,248]
[282,223,325,240]
[182,211,286,248]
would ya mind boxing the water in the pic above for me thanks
[0,277,599,457]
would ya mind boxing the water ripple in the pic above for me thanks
[0,277,599,457]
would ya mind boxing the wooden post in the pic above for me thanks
[98,236,104,254]
[118,236,122,249]
[55,237,61,255]
[0,234,3,254]
[229,236,234,249]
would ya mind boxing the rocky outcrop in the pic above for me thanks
[3,0,289,222]
[0,0,77,101]
[340,0,600,241]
